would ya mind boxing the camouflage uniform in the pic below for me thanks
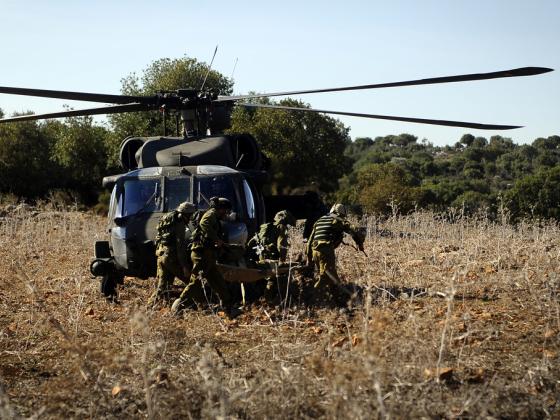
[150,202,195,304]
[176,206,232,308]
[248,210,294,299]
[306,204,364,302]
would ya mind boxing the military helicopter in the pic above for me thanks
[0,65,552,297]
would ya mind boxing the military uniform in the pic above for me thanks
[248,210,294,299]
[306,204,364,302]
[149,202,195,305]
[176,206,232,308]
[249,219,290,262]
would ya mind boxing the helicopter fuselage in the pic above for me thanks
[91,164,265,281]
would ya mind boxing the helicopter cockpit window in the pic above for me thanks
[242,180,256,219]
[195,175,241,214]
[108,185,118,222]
[165,177,191,211]
[121,178,162,217]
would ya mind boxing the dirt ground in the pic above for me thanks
[0,205,559,419]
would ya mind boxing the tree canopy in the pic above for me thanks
[337,133,560,220]
[229,98,352,193]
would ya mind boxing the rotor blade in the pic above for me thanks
[0,86,150,104]
[0,103,150,123]
[239,103,522,130]
[217,67,553,101]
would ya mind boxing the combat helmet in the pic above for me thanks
[329,203,348,217]
[274,210,296,226]
[177,201,196,215]
[209,196,233,210]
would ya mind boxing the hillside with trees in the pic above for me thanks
[337,133,560,220]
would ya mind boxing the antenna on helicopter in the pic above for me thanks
[200,45,218,91]
[230,57,239,81]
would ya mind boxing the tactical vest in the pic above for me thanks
[155,211,181,247]
[191,208,223,248]
[247,222,281,261]
[257,223,275,244]
[312,215,343,247]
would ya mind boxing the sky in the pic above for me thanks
[0,0,558,146]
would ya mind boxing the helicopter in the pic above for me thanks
[0,65,553,297]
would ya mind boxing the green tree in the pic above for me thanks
[451,190,492,213]
[472,136,488,148]
[45,116,109,202]
[344,137,373,161]
[506,166,560,220]
[460,133,474,147]
[533,135,560,150]
[0,118,54,197]
[346,163,424,214]
[229,98,351,193]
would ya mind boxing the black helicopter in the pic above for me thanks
[0,65,552,297]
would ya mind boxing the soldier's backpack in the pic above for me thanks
[155,211,180,247]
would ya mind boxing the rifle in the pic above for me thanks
[342,240,368,257]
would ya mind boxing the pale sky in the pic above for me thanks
[0,0,558,146]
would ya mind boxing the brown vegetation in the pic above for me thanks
[0,206,559,418]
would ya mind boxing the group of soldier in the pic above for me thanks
[149,196,365,318]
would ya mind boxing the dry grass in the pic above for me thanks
[0,206,559,418]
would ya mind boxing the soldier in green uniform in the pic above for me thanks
[306,203,365,304]
[172,197,236,315]
[149,201,196,306]
[247,210,296,299]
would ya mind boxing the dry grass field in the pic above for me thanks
[0,204,559,419]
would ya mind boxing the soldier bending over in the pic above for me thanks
[172,197,238,317]
[247,210,296,300]
[306,204,365,304]
[149,201,196,306]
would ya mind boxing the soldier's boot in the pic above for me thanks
[171,298,189,316]
[172,274,206,315]
[148,286,174,308]
[148,291,164,308]
[149,269,176,307]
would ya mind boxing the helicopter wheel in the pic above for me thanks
[100,271,123,301]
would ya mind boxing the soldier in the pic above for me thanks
[302,191,328,243]
[247,210,296,299]
[306,203,365,304]
[149,201,196,306]
[172,197,237,316]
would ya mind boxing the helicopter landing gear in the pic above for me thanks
[100,271,124,301]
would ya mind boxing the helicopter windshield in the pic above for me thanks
[165,177,192,211]
[119,178,162,217]
[195,175,242,214]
